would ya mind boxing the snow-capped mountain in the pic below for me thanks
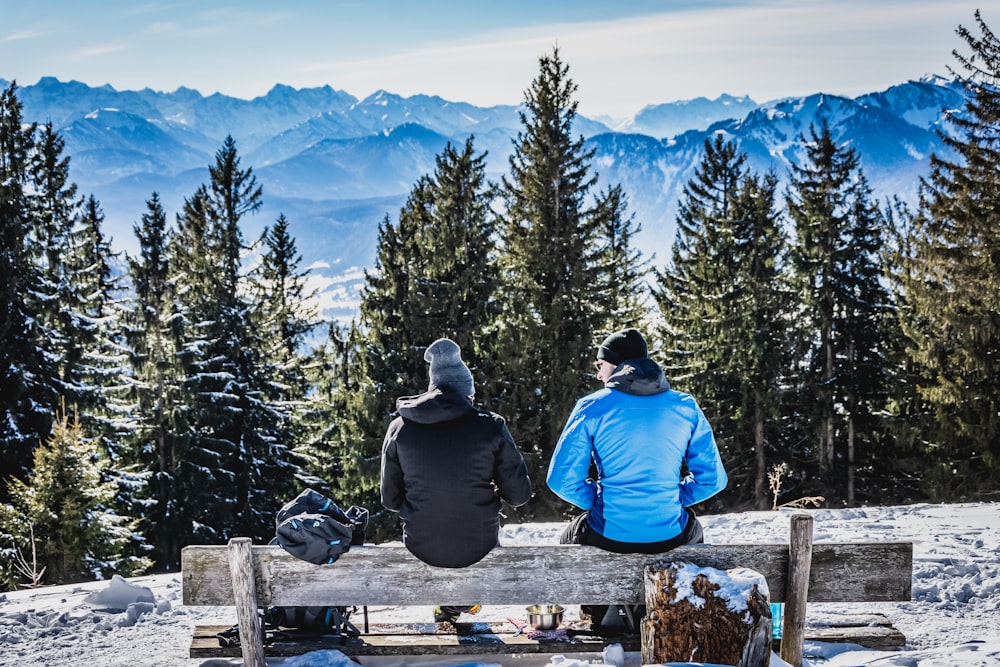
[614,93,762,137]
[2,74,965,306]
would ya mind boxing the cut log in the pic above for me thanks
[641,562,771,667]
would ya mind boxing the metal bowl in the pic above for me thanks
[526,604,565,630]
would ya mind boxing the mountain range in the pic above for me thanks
[2,74,967,319]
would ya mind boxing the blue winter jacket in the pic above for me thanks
[546,357,727,544]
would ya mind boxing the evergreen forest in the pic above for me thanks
[1,13,999,589]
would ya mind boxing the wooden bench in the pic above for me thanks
[182,515,912,667]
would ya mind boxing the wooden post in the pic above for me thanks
[641,562,770,666]
[228,537,266,667]
[781,514,814,667]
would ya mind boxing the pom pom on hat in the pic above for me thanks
[424,338,475,397]
[597,328,648,366]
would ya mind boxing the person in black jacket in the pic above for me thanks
[380,337,532,623]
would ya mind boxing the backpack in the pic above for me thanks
[271,487,368,564]
[218,489,368,648]
[264,605,359,638]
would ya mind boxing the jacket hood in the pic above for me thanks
[605,357,670,396]
[395,388,477,424]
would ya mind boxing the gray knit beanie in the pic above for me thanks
[424,338,475,397]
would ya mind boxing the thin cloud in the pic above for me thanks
[2,30,48,43]
[287,1,979,116]
[73,43,132,59]
[2,0,984,118]
[146,22,178,35]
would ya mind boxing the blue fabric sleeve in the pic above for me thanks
[679,403,728,507]
[546,401,598,510]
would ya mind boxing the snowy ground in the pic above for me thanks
[1,503,998,666]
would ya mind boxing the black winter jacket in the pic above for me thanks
[380,388,532,568]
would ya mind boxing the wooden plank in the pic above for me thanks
[192,616,904,660]
[191,624,635,658]
[802,625,906,649]
[809,613,895,628]
[181,542,912,608]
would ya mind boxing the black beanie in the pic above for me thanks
[596,328,648,366]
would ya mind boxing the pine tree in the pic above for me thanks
[165,183,236,552]
[592,183,650,335]
[359,188,431,411]
[881,198,928,501]
[898,10,1000,497]
[358,138,498,408]
[297,322,363,492]
[248,212,322,496]
[495,48,605,520]
[249,213,318,405]
[26,121,84,406]
[403,137,501,399]
[159,140,299,561]
[1,409,150,587]
[655,135,791,508]
[352,137,500,539]
[125,192,186,567]
[728,171,793,507]
[0,82,51,496]
[656,134,748,390]
[786,121,892,504]
[302,321,388,536]
[65,196,130,433]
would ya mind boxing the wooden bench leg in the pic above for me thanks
[229,537,266,667]
[781,514,814,667]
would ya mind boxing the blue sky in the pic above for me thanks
[0,0,986,119]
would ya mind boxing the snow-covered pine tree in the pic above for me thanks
[248,213,322,491]
[162,139,300,562]
[249,213,318,407]
[124,192,187,568]
[26,121,85,407]
[65,196,132,441]
[0,82,51,497]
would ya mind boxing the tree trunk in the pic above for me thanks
[847,412,856,507]
[754,396,768,510]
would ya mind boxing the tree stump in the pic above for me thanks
[641,562,771,667]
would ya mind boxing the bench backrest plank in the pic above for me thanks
[182,542,911,607]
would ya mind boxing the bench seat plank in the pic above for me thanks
[191,612,905,659]
[182,542,912,607]
[798,624,906,649]
[191,624,634,658]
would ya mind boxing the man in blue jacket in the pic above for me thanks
[547,328,727,629]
